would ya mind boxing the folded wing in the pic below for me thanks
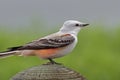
[8,34,75,51]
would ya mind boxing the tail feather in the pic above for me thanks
[7,46,22,51]
[0,51,19,58]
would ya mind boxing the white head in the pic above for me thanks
[60,20,89,35]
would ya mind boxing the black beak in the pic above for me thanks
[80,23,89,27]
[83,23,89,26]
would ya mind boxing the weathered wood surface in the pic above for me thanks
[11,63,86,80]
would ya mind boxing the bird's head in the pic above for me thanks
[60,20,89,35]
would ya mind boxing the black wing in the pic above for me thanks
[8,34,75,51]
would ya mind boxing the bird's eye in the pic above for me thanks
[75,24,79,26]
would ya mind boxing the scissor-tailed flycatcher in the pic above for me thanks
[0,20,89,64]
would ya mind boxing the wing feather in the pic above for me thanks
[8,34,75,51]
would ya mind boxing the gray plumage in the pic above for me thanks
[8,34,75,51]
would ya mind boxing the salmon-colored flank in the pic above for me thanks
[34,34,71,58]
[61,34,71,37]
[34,48,62,58]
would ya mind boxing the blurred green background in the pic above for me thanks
[0,23,120,80]
[0,0,120,80]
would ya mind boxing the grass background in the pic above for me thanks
[0,23,120,80]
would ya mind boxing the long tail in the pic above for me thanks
[0,51,20,58]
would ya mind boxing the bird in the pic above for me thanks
[0,20,89,64]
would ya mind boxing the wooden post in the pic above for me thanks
[11,63,86,80]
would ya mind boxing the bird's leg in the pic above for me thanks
[48,58,61,64]
[48,58,56,64]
